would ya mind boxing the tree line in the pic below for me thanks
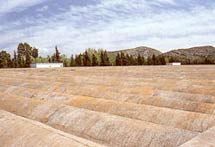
[64,50,167,67]
[0,42,214,68]
[0,43,62,68]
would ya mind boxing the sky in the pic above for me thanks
[0,0,215,56]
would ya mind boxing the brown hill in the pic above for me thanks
[108,46,162,58]
[161,46,215,64]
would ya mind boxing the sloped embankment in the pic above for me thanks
[0,66,214,146]
[0,110,103,147]
[180,126,215,147]
[0,93,198,147]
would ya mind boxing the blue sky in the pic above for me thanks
[0,0,215,56]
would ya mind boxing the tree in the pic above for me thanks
[12,51,18,68]
[0,51,11,68]
[147,56,152,65]
[137,54,144,65]
[17,43,26,57]
[32,48,38,59]
[100,51,104,66]
[141,56,145,65]
[92,54,98,66]
[121,52,128,66]
[16,42,35,67]
[25,49,32,67]
[104,51,110,66]
[17,43,25,67]
[100,50,110,66]
[55,46,61,62]
[51,53,56,62]
[128,55,136,65]
[169,56,175,63]
[47,56,51,63]
[70,55,75,66]
[115,53,121,66]
[159,56,166,65]
[152,54,156,65]
[63,59,68,67]
[75,54,82,66]
[83,51,91,66]
[51,46,61,63]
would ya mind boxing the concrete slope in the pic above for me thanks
[0,94,198,147]
[0,110,103,147]
[1,91,215,132]
[180,126,215,147]
[66,96,215,132]
[0,66,214,146]
[1,83,215,115]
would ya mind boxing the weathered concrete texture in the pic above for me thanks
[0,90,215,132]
[180,126,215,147]
[1,78,215,114]
[154,90,215,104]
[47,106,197,147]
[66,96,215,132]
[0,110,103,147]
[0,65,215,146]
[0,93,198,147]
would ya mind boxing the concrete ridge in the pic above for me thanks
[0,66,214,146]
[0,93,198,147]
[0,110,104,147]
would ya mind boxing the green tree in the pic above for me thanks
[204,57,212,64]
[17,43,25,67]
[75,54,82,66]
[83,51,91,66]
[115,53,121,66]
[55,46,61,62]
[92,54,98,66]
[152,54,156,65]
[169,56,175,63]
[159,56,166,65]
[147,56,152,65]
[0,51,11,68]
[17,42,35,67]
[32,48,38,59]
[129,55,136,65]
[70,55,75,66]
[100,51,104,66]
[121,52,128,66]
[47,56,51,63]
[12,51,18,68]
[51,54,56,62]
[63,59,68,67]
[100,50,110,66]
[137,54,144,65]
[25,49,32,67]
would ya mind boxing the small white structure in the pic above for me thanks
[30,63,63,68]
[167,62,181,66]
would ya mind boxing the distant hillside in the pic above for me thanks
[108,46,162,58]
[161,46,215,64]
[85,45,215,64]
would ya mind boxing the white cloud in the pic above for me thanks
[1,0,215,56]
[0,0,46,14]
[36,5,49,12]
[153,0,176,5]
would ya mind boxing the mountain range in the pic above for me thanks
[108,46,162,58]
[107,45,215,63]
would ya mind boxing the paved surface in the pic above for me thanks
[0,65,214,146]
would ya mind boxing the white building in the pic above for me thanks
[167,62,181,66]
[30,63,64,68]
